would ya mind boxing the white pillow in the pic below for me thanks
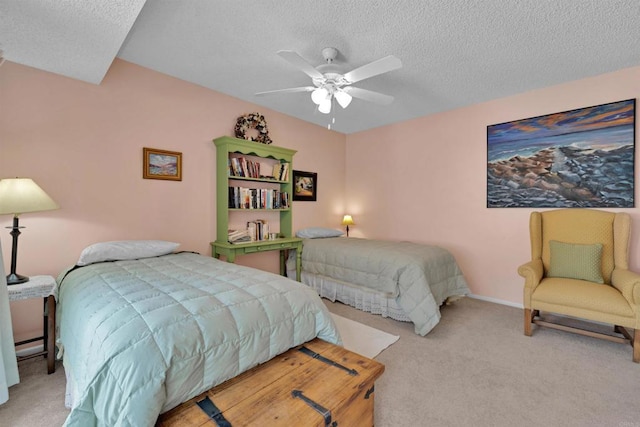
[77,240,180,266]
[296,227,344,239]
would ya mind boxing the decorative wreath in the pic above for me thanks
[234,112,273,145]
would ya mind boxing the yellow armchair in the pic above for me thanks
[518,209,639,363]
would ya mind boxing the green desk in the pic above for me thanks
[211,237,303,281]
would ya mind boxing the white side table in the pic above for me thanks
[8,275,57,374]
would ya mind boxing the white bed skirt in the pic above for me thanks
[287,268,411,322]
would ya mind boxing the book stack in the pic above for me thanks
[247,220,269,241]
[228,187,290,209]
[228,156,262,178]
[228,229,251,244]
[272,162,290,181]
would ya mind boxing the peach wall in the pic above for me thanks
[3,57,639,339]
[346,65,640,306]
[0,59,346,341]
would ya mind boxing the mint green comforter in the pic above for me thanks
[56,253,340,426]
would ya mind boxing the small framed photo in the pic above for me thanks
[143,147,182,181]
[293,170,317,201]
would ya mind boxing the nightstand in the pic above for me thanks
[8,275,57,374]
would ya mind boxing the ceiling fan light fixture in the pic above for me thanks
[311,87,329,105]
[334,90,352,109]
[318,97,332,114]
[258,48,402,121]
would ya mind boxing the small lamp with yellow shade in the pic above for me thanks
[341,214,354,237]
[0,178,59,285]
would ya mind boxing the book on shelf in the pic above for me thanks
[271,162,290,181]
[228,229,251,244]
[243,188,251,208]
[229,157,243,177]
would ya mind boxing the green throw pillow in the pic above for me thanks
[548,240,604,283]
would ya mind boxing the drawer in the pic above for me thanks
[245,242,296,252]
[262,242,293,251]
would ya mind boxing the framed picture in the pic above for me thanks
[487,99,635,208]
[292,170,317,201]
[143,147,182,181]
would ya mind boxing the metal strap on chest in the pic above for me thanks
[292,390,338,427]
[364,385,375,399]
[196,396,232,427]
[298,346,358,376]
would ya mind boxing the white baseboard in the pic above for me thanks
[468,293,523,309]
[467,296,618,329]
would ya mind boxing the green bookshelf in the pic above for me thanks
[211,136,302,280]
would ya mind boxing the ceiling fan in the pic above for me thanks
[255,47,402,115]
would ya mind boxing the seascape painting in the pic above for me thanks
[143,147,182,181]
[487,99,635,208]
[148,153,178,176]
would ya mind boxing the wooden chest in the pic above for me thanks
[156,338,385,426]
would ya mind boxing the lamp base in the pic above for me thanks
[7,272,28,286]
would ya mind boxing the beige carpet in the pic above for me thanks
[1,297,638,426]
[331,312,399,358]
[327,298,640,427]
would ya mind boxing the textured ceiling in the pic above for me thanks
[2,0,640,134]
[0,0,146,84]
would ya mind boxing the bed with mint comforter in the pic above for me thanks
[299,237,470,336]
[56,252,341,427]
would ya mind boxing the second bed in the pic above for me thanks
[288,236,469,336]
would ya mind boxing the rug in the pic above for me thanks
[330,313,399,358]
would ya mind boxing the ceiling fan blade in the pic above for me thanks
[343,55,402,84]
[255,86,315,96]
[343,86,394,105]
[277,50,325,80]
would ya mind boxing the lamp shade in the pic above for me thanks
[0,178,59,216]
[341,215,354,226]
[334,90,352,109]
[318,97,332,114]
[311,87,329,105]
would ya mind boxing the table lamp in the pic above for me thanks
[341,214,354,237]
[0,178,59,285]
